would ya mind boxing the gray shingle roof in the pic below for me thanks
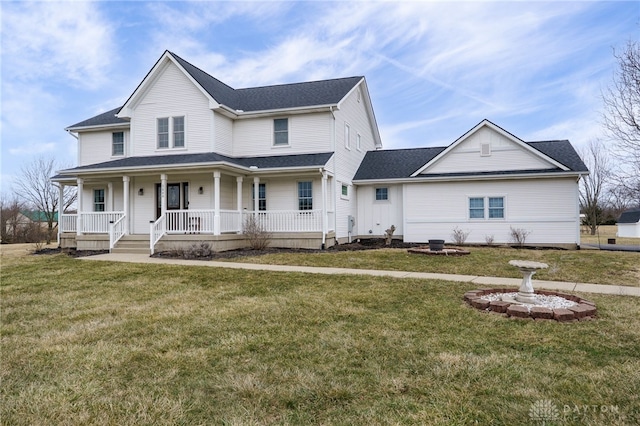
[354,140,587,181]
[67,107,127,129]
[62,152,333,174]
[68,51,362,129]
[618,208,640,224]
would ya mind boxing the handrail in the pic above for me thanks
[109,215,126,251]
[150,215,166,255]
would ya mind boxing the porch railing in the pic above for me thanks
[60,214,77,232]
[166,210,215,234]
[243,210,323,233]
[80,212,125,233]
[150,215,165,255]
[109,215,126,251]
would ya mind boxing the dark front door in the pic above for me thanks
[156,183,189,219]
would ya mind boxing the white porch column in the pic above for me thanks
[76,178,83,236]
[57,183,64,244]
[213,171,221,235]
[160,174,167,217]
[236,176,243,233]
[107,182,114,211]
[253,177,260,214]
[123,175,130,235]
[321,171,328,247]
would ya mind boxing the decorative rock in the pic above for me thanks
[507,305,530,318]
[489,301,512,313]
[553,308,575,322]
[530,307,554,319]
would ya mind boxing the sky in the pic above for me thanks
[1,0,638,194]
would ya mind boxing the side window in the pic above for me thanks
[488,197,504,219]
[298,181,313,210]
[112,132,124,156]
[469,197,485,219]
[274,118,288,145]
[344,123,350,149]
[375,187,388,201]
[94,189,105,212]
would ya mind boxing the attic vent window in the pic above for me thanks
[480,142,491,157]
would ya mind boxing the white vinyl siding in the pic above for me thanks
[130,61,211,156]
[214,113,233,155]
[356,184,403,237]
[403,178,579,245]
[78,129,130,166]
[422,127,554,175]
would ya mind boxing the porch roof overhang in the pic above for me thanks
[352,169,586,185]
[55,151,334,179]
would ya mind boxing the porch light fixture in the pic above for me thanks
[198,186,204,194]
[138,188,144,196]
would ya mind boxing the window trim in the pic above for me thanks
[356,132,362,151]
[252,183,267,211]
[157,117,169,149]
[112,131,125,156]
[297,181,313,211]
[273,118,289,146]
[340,183,349,200]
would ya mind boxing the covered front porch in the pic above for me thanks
[56,166,336,253]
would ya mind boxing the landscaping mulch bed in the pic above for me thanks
[33,247,109,258]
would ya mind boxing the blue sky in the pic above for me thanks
[1,1,638,194]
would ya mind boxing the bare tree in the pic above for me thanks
[579,140,612,235]
[12,156,76,244]
[0,193,24,243]
[602,41,640,205]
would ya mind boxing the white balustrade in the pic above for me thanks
[109,215,126,250]
[220,210,242,233]
[79,212,125,233]
[60,214,77,232]
[242,210,323,233]
[150,215,165,255]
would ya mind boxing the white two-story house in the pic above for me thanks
[55,51,588,253]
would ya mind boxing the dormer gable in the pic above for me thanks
[411,120,570,177]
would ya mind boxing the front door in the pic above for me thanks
[156,183,189,219]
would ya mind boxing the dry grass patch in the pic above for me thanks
[2,255,639,424]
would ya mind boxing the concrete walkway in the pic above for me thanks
[80,253,640,297]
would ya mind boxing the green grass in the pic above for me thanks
[218,246,640,287]
[2,254,639,425]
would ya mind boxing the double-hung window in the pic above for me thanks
[94,189,105,212]
[469,196,504,219]
[112,132,124,156]
[157,116,185,149]
[252,183,267,211]
[298,181,313,210]
[274,118,288,146]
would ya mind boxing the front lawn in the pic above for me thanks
[2,254,639,425]
[218,245,640,287]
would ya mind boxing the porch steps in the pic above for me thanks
[112,235,151,255]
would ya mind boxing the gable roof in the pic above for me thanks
[68,51,364,130]
[618,208,640,224]
[58,151,334,176]
[353,121,588,182]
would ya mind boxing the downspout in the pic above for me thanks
[576,174,583,249]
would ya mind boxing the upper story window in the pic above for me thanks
[173,117,185,148]
[94,189,105,212]
[157,116,185,149]
[344,123,351,150]
[356,133,362,151]
[298,181,313,210]
[112,132,124,156]
[469,196,505,219]
[274,118,288,146]
[375,187,388,201]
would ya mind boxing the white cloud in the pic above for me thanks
[1,1,116,88]
[9,142,56,156]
